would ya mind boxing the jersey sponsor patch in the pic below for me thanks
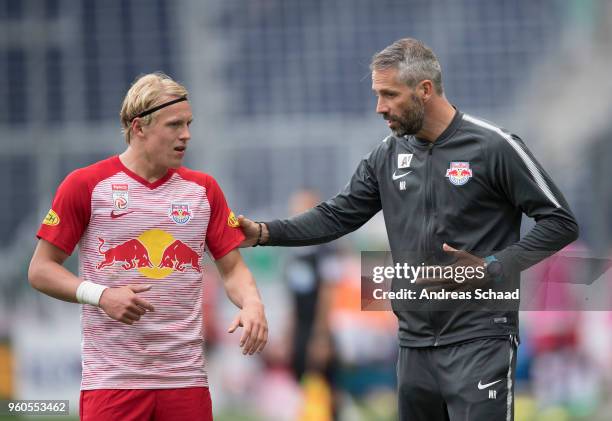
[227,211,239,228]
[398,153,413,169]
[42,209,60,226]
[112,184,129,210]
[170,203,192,224]
[445,162,472,185]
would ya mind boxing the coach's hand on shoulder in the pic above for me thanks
[227,299,268,355]
[99,284,155,325]
[237,215,268,247]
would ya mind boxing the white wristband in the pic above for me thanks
[76,281,108,306]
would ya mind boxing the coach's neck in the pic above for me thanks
[416,95,457,143]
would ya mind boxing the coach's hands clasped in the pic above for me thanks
[227,299,268,355]
[99,284,155,325]
[415,243,489,292]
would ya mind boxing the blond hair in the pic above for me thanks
[120,72,189,144]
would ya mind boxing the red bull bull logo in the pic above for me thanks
[97,238,154,270]
[159,240,202,272]
[445,162,472,186]
[97,229,202,279]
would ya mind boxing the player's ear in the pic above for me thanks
[131,118,145,139]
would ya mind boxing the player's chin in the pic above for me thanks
[168,153,185,168]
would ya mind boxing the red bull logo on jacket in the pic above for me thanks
[97,229,202,279]
[445,162,473,186]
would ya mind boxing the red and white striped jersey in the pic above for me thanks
[37,156,244,390]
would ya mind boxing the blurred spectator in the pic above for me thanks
[283,189,342,420]
[524,243,602,418]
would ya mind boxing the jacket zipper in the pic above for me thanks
[425,142,440,346]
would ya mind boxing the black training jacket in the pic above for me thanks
[265,110,579,347]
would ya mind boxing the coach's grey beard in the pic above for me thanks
[390,93,425,137]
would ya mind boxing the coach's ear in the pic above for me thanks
[417,79,434,102]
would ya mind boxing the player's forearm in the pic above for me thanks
[222,264,263,310]
[28,259,81,303]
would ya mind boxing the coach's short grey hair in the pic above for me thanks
[370,38,443,95]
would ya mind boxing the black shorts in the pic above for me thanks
[397,335,518,421]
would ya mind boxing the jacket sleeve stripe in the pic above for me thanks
[463,114,562,209]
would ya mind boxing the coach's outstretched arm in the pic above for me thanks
[239,153,383,247]
[215,248,268,355]
[28,239,155,325]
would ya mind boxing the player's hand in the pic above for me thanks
[237,215,265,247]
[415,243,487,291]
[99,284,155,325]
[227,299,268,355]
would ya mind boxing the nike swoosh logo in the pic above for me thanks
[110,210,135,219]
[392,170,412,181]
[477,379,502,390]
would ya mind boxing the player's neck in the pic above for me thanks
[416,97,456,143]
[119,148,169,183]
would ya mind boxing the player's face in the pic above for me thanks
[142,99,193,169]
[372,68,425,137]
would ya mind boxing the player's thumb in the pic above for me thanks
[227,315,242,333]
[128,284,153,293]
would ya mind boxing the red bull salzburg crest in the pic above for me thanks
[170,203,192,224]
[445,162,473,186]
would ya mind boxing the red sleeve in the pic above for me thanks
[37,169,92,255]
[204,176,245,260]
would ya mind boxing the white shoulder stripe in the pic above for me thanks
[462,114,561,208]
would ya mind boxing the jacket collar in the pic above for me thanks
[409,108,463,149]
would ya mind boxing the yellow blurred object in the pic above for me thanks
[537,406,571,421]
[515,394,537,421]
[0,343,13,399]
[299,372,332,421]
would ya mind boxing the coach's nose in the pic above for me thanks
[376,97,390,114]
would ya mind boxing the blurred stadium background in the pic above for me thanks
[2,0,612,420]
